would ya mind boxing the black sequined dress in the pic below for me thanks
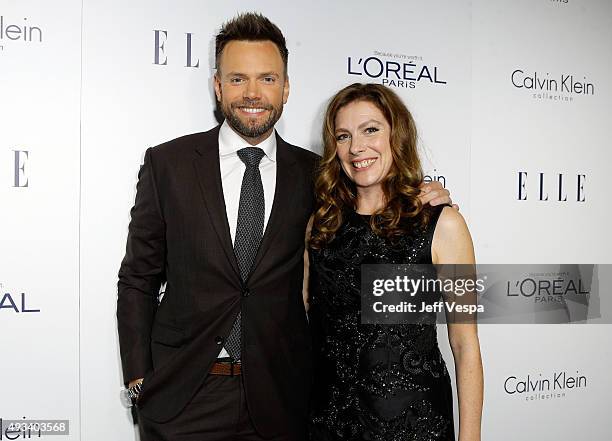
[308,206,455,441]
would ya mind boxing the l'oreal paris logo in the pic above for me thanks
[0,292,40,313]
[506,276,590,300]
[347,55,447,89]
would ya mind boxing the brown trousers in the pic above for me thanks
[137,374,300,441]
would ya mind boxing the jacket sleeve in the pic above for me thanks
[117,147,166,385]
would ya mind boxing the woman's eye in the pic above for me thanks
[365,127,379,134]
[336,134,349,142]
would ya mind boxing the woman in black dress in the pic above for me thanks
[306,83,483,441]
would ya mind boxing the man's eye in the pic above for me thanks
[263,77,275,83]
[230,78,243,84]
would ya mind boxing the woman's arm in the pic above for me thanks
[432,207,484,441]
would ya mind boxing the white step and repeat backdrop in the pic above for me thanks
[1,0,611,439]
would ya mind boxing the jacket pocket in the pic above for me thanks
[151,321,185,347]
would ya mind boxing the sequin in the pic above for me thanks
[308,207,455,441]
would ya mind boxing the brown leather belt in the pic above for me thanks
[209,361,242,376]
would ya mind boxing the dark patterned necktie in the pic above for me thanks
[225,147,265,361]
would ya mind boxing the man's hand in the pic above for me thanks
[419,181,459,210]
[129,378,144,388]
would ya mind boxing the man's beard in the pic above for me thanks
[221,99,283,140]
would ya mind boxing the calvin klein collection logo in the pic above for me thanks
[153,30,200,68]
[0,16,43,52]
[511,69,594,103]
[423,169,447,188]
[517,172,585,202]
[347,51,447,89]
[504,370,587,402]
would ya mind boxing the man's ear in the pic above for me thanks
[214,73,222,102]
[282,75,290,104]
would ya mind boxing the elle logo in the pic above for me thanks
[13,150,29,188]
[153,30,200,67]
[517,172,585,202]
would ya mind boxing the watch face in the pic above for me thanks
[120,389,133,408]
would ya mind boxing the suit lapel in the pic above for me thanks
[249,133,297,278]
[193,126,240,280]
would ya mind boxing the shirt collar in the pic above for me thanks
[218,120,277,162]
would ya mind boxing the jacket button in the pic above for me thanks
[242,289,250,297]
[215,336,223,345]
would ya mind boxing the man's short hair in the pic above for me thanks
[215,12,289,76]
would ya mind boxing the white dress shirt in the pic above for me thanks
[217,120,277,358]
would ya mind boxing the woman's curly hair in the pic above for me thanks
[310,83,432,249]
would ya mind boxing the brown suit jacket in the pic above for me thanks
[117,125,318,437]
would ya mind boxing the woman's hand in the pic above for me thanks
[302,216,314,311]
